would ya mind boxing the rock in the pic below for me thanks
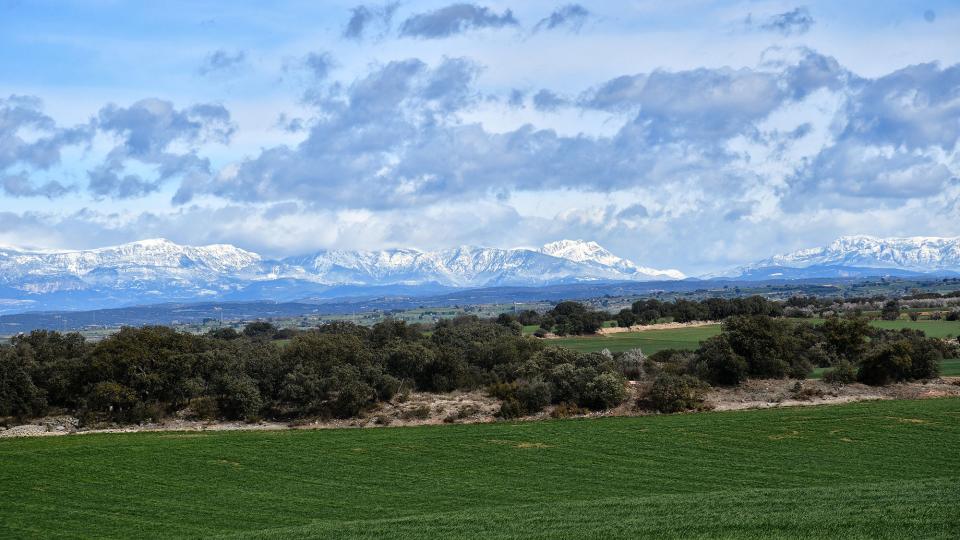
[0,425,50,438]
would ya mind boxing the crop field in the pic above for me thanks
[547,318,960,355]
[809,358,960,379]
[869,319,960,339]
[3,398,959,539]
[548,324,721,353]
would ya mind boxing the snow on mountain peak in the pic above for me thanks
[735,235,960,277]
[540,239,686,280]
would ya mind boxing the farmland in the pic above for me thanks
[548,324,721,353]
[548,318,960,354]
[2,398,959,538]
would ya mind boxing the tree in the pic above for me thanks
[880,300,900,321]
[0,348,47,418]
[243,321,278,340]
[645,374,709,413]
[857,340,913,386]
[691,336,747,386]
[616,309,637,328]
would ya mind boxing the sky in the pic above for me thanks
[0,0,958,274]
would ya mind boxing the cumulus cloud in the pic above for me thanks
[839,62,960,150]
[198,49,247,76]
[0,95,92,198]
[92,98,234,199]
[2,173,74,198]
[534,4,590,33]
[343,2,398,40]
[399,3,518,39]
[531,89,568,111]
[302,51,335,81]
[761,7,815,36]
[507,89,525,108]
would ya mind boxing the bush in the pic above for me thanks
[497,399,524,419]
[691,336,747,386]
[213,374,263,420]
[617,349,646,380]
[583,372,627,410]
[550,402,588,418]
[187,396,219,420]
[87,381,140,421]
[822,360,857,384]
[400,404,431,420]
[857,341,913,386]
[0,350,47,418]
[644,374,710,413]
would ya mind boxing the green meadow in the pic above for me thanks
[2,398,959,539]
[548,324,721,353]
[548,318,960,354]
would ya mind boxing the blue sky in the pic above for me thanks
[1,1,958,273]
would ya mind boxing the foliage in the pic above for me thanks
[645,374,710,413]
[690,335,748,386]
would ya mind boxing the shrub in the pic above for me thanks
[644,374,710,413]
[87,381,140,421]
[550,402,587,418]
[515,379,552,413]
[857,340,913,386]
[400,404,431,420]
[497,399,524,419]
[617,349,646,380]
[213,374,263,421]
[0,350,47,418]
[187,396,219,420]
[822,360,857,384]
[691,336,747,386]
[880,300,900,321]
[583,372,627,410]
[243,321,278,340]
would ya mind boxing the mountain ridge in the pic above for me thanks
[725,235,960,280]
[0,238,684,313]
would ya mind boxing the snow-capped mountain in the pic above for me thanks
[727,235,960,280]
[0,239,684,313]
[539,240,686,280]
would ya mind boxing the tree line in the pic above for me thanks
[1,300,953,425]
[0,316,626,423]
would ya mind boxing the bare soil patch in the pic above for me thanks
[596,321,717,335]
[3,379,958,439]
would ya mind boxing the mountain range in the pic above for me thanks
[728,235,960,279]
[0,239,684,314]
[4,235,960,316]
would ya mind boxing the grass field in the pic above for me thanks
[548,324,721,353]
[809,358,960,380]
[3,398,959,538]
[547,319,960,354]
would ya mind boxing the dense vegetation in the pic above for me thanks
[1,294,955,424]
[0,316,625,424]
[636,314,953,410]
[2,398,959,539]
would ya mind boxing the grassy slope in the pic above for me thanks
[2,398,960,539]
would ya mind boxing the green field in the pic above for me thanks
[3,398,959,538]
[868,319,960,339]
[547,319,960,355]
[548,324,721,353]
[809,359,960,379]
